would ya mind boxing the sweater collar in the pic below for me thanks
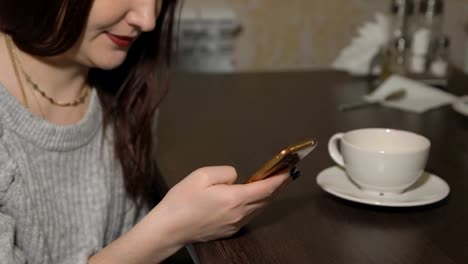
[0,83,102,151]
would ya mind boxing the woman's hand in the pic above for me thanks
[88,166,290,264]
[151,166,291,244]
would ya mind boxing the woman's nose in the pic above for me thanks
[126,0,159,32]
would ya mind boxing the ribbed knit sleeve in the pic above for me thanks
[0,217,99,264]
[0,214,27,264]
[56,247,100,264]
[0,138,104,264]
[0,141,26,264]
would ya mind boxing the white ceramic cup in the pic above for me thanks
[328,128,430,194]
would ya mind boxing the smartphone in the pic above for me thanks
[244,139,318,183]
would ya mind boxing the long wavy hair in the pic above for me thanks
[0,0,178,208]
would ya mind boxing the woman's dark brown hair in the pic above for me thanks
[0,0,178,208]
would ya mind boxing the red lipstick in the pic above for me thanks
[106,33,134,48]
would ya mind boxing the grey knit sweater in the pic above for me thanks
[0,84,145,264]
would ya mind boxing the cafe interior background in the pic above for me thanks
[167,1,468,263]
[174,0,468,76]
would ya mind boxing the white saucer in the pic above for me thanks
[316,166,450,207]
[452,95,468,117]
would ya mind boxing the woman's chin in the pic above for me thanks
[94,60,125,70]
[92,51,128,70]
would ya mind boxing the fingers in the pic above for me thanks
[190,166,238,186]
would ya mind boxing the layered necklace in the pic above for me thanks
[5,35,90,108]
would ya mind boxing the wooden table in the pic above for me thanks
[156,70,468,264]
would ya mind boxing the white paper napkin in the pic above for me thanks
[332,13,390,76]
[365,75,457,113]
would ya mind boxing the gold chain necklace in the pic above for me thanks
[5,35,30,108]
[7,37,90,107]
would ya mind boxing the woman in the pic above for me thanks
[0,0,292,263]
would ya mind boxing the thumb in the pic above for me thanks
[240,170,290,202]
[193,166,238,186]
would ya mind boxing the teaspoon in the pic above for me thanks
[339,89,407,112]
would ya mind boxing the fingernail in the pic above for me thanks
[290,166,297,176]
[291,170,301,181]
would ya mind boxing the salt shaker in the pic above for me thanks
[381,0,414,78]
[408,0,444,74]
[430,35,450,78]
[389,36,411,76]
[389,0,415,41]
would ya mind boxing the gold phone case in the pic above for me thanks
[245,139,317,183]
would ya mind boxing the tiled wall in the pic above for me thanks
[183,0,468,72]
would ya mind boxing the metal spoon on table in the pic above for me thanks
[339,89,407,112]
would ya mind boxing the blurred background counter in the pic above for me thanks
[175,0,468,74]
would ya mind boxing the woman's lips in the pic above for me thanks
[106,33,134,48]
